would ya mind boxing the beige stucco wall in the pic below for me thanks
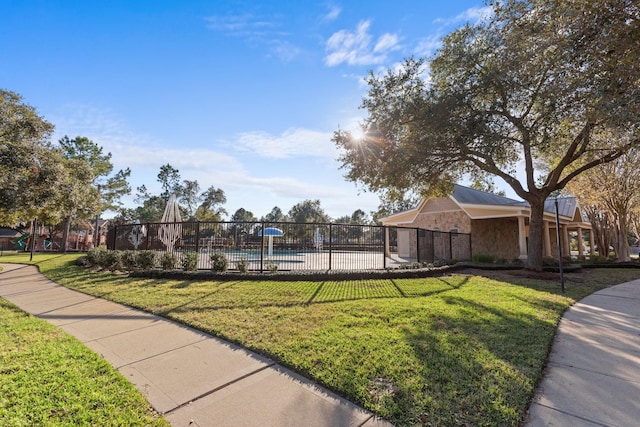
[471,218,520,261]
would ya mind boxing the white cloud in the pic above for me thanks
[267,40,302,62]
[50,103,244,177]
[414,34,442,57]
[374,33,399,53]
[204,14,299,62]
[232,128,336,159]
[433,6,493,26]
[324,20,400,67]
[411,6,493,58]
[204,14,277,36]
[323,5,341,22]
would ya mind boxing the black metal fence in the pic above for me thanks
[108,221,471,272]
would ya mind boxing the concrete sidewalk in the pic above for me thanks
[525,279,640,426]
[0,264,390,427]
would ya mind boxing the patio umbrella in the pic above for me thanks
[157,194,182,251]
[258,227,284,257]
[128,219,147,249]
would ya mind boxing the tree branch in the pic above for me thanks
[557,143,636,190]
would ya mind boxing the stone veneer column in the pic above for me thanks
[518,216,528,260]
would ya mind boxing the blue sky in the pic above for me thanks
[2,0,489,220]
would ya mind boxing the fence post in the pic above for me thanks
[416,227,420,263]
[328,223,333,271]
[432,230,436,261]
[449,232,453,260]
[383,226,387,269]
[113,224,117,250]
[259,222,265,273]
[195,222,200,269]
[144,223,150,250]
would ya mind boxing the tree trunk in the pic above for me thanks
[527,200,546,271]
[591,219,606,257]
[60,215,71,253]
[616,210,631,261]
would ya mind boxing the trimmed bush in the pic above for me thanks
[103,250,124,271]
[86,247,108,266]
[137,251,157,270]
[160,252,178,270]
[472,254,495,264]
[121,251,139,271]
[210,253,228,272]
[181,252,198,271]
[235,257,249,273]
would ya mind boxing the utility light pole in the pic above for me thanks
[554,198,565,293]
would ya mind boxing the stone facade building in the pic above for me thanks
[381,185,593,262]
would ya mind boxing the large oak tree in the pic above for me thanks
[0,89,59,225]
[334,0,639,270]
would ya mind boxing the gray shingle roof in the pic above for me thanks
[453,185,528,207]
[453,185,579,218]
[544,197,578,218]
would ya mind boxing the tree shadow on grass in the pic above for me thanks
[394,294,558,426]
[163,276,474,313]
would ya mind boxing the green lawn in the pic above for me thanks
[3,252,639,426]
[0,266,168,426]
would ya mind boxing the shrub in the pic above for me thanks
[181,252,198,271]
[137,251,157,270]
[398,262,424,270]
[121,251,139,271]
[265,260,278,273]
[103,250,124,271]
[236,257,249,273]
[210,253,228,272]
[160,252,178,270]
[86,247,108,266]
[472,254,494,264]
[433,259,458,267]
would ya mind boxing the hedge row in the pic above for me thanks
[82,248,233,272]
[83,247,179,272]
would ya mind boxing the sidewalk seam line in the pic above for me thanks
[357,415,374,427]
[547,361,640,385]
[532,402,610,427]
[161,362,277,415]
[113,337,210,368]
